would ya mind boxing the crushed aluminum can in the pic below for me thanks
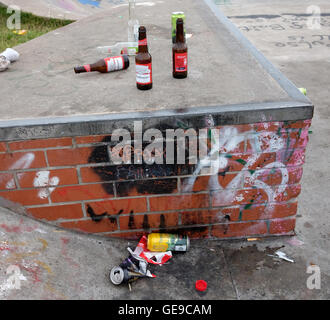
[110,266,147,285]
[110,252,154,286]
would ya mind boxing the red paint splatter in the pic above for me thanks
[18,264,41,284]
[0,223,37,233]
[60,237,79,268]
[0,224,21,233]
[0,247,12,251]
[57,189,68,196]
[61,237,70,245]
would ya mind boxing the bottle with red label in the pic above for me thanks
[74,55,129,73]
[135,26,152,90]
[173,18,187,79]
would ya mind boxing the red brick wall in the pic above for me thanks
[0,119,311,239]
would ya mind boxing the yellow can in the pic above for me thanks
[147,233,190,252]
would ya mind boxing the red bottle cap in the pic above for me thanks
[195,280,207,292]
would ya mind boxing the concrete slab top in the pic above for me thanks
[0,0,312,140]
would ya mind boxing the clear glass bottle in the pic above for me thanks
[128,0,139,42]
[97,42,138,56]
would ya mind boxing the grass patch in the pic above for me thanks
[0,4,74,52]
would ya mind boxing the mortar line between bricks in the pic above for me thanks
[112,182,117,198]
[43,149,49,168]
[76,167,83,184]
[146,197,150,212]
[49,216,295,228]
[47,194,52,205]
[0,165,83,173]
[72,137,77,148]
[8,146,73,153]
[100,230,293,239]
[3,143,308,155]
[0,179,303,193]
[177,177,181,193]
[0,163,305,175]
[13,172,20,190]
[21,199,299,210]
[117,215,121,230]
[81,202,87,218]
[221,248,240,300]
[103,207,298,218]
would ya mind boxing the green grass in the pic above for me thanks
[0,4,74,52]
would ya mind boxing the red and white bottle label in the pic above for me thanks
[174,52,187,72]
[105,56,124,72]
[136,63,152,85]
[84,64,91,72]
[138,39,148,46]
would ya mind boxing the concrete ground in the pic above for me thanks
[1,0,330,299]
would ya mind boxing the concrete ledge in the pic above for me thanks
[0,0,313,141]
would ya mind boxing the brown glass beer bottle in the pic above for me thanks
[74,55,129,73]
[173,18,187,79]
[135,26,152,90]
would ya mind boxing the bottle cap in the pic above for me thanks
[195,280,207,292]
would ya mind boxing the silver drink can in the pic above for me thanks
[110,266,125,285]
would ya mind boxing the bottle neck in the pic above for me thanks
[176,22,185,43]
[129,0,136,21]
[74,65,91,73]
[138,32,148,53]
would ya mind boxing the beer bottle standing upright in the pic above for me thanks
[173,18,187,79]
[135,26,152,90]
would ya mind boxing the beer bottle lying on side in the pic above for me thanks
[74,55,130,74]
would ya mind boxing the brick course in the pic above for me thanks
[0,119,311,239]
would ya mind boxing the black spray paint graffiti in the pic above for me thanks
[232,13,330,32]
[87,202,172,233]
[87,132,195,197]
[87,204,119,224]
[274,35,330,49]
[86,125,203,233]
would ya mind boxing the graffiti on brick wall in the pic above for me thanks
[88,134,193,196]
[33,171,60,199]
[0,152,60,199]
[87,119,307,233]
[183,124,306,225]
[3,153,35,189]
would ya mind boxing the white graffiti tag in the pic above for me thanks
[182,125,290,218]
[33,171,60,199]
[0,153,59,199]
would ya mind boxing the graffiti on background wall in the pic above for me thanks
[228,9,330,50]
